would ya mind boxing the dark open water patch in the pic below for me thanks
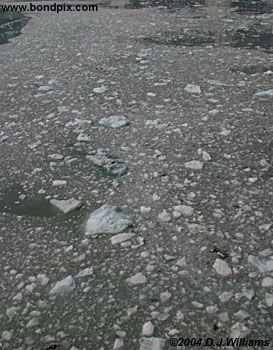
[0,185,59,217]
[0,10,29,45]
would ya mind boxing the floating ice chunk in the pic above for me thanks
[213,259,232,276]
[37,273,49,286]
[173,205,194,217]
[2,331,13,341]
[126,272,147,285]
[113,338,124,350]
[175,257,187,267]
[262,277,273,287]
[93,85,107,94]
[230,322,250,338]
[0,134,8,142]
[160,291,172,303]
[48,154,64,160]
[140,206,151,214]
[184,160,203,170]
[105,162,128,176]
[254,89,273,97]
[52,180,67,186]
[77,134,91,142]
[220,128,231,136]
[75,267,94,278]
[38,85,52,92]
[87,150,127,176]
[49,276,75,295]
[158,210,171,222]
[202,150,211,161]
[139,337,165,350]
[265,293,273,307]
[99,115,129,128]
[50,198,82,214]
[142,321,154,336]
[28,140,41,149]
[65,118,92,128]
[110,232,135,245]
[248,255,273,273]
[184,84,201,94]
[6,306,20,320]
[137,48,151,58]
[145,120,159,127]
[85,205,133,235]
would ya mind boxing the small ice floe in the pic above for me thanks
[126,272,147,285]
[230,322,251,338]
[139,337,165,350]
[261,277,273,287]
[198,148,211,161]
[93,85,107,94]
[99,115,129,128]
[175,257,187,267]
[75,267,94,278]
[48,154,64,160]
[113,338,124,350]
[37,85,52,92]
[37,273,49,286]
[219,128,231,136]
[158,210,171,222]
[85,205,133,235]
[77,134,91,142]
[184,160,203,170]
[50,198,82,214]
[173,205,194,217]
[142,321,154,336]
[184,84,201,94]
[49,276,75,295]
[213,259,232,277]
[65,118,92,129]
[248,255,273,273]
[110,232,135,245]
[87,150,127,176]
[254,89,273,97]
[52,180,67,186]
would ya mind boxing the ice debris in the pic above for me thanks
[85,205,133,235]
[99,115,129,128]
[126,272,147,285]
[50,198,82,214]
[49,276,76,295]
[75,267,94,278]
[184,84,201,94]
[213,259,232,277]
[142,321,154,336]
[248,255,273,273]
[184,160,203,170]
[139,337,165,350]
[93,85,107,94]
[173,205,194,217]
[87,149,127,176]
[110,232,135,245]
[254,89,273,97]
